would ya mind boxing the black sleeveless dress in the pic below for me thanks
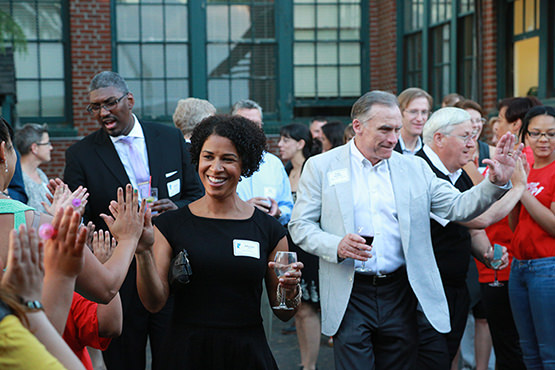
[154,206,286,370]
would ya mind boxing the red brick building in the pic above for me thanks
[0,0,553,177]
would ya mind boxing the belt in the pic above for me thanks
[354,268,406,286]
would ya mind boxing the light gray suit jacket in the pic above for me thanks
[289,143,509,336]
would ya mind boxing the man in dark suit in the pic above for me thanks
[64,71,203,370]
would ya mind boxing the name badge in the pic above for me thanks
[167,178,180,197]
[233,239,260,259]
[327,168,350,186]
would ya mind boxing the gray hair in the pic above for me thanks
[89,71,129,94]
[422,107,471,145]
[231,99,263,119]
[173,98,217,138]
[14,123,49,155]
[351,91,399,122]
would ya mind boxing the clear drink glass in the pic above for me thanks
[273,251,297,310]
[355,226,373,273]
[489,244,504,287]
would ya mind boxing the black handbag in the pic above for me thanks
[168,249,192,289]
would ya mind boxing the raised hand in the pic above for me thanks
[1,225,44,302]
[44,207,87,279]
[45,178,65,204]
[136,208,154,255]
[43,183,89,217]
[100,184,146,244]
[483,132,524,186]
[92,229,117,264]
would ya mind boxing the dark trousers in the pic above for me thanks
[103,264,174,370]
[415,284,469,370]
[480,282,526,370]
[333,269,418,370]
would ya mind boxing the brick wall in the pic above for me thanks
[42,0,113,179]
[481,0,498,113]
[369,0,398,93]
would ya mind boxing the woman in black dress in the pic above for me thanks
[134,114,303,369]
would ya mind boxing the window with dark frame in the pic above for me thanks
[1,0,69,124]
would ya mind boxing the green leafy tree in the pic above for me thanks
[0,9,27,53]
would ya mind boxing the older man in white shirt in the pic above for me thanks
[289,91,522,370]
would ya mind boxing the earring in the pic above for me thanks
[4,163,8,173]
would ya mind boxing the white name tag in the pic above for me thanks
[327,168,350,186]
[167,178,180,197]
[233,239,260,259]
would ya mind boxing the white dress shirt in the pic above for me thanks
[350,140,405,274]
[110,114,150,199]
[423,145,461,227]
[398,135,422,155]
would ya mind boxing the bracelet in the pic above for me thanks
[276,284,302,308]
[20,299,44,311]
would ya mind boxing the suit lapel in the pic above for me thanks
[141,121,162,187]
[94,130,130,186]
[331,145,355,234]
[388,153,411,249]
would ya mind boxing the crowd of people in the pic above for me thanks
[0,70,553,370]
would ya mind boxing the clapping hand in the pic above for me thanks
[92,229,117,264]
[483,132,524,186]
[44,207,87,279]
[100,184,146,245]
[43,181,89,217]
[1,225,44,303]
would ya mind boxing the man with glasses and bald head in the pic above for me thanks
[64,71,203,370]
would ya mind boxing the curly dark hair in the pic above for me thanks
[190,114,267,177]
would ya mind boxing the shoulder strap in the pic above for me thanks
[0,199,33,230]
[31,211,41,230]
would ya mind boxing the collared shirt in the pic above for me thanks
[350,140,404,274]
[398,135,422,155]
[110,114,150,198]
[236,151,294,225]
[422,145,462,184]
[423,145,461,227]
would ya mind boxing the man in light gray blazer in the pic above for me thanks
[288,91,522,370]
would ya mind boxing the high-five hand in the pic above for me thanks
[483,132,524,186]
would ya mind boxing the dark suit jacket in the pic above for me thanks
[64,120,204,229]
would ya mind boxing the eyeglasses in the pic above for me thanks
[444,131,478,144]
[86,93,128,114]
[36,141,52,146]
[470,118,486,125]
[404,109,430,118]
[527,131,555,140]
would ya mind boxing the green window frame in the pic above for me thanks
[1,0,71,127]
[113,0,190,120]
[397,0,478,105]
[112,0,368,131]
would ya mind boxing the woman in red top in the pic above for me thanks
[509,105,555,369]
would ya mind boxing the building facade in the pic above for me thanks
[0,0,553,177]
